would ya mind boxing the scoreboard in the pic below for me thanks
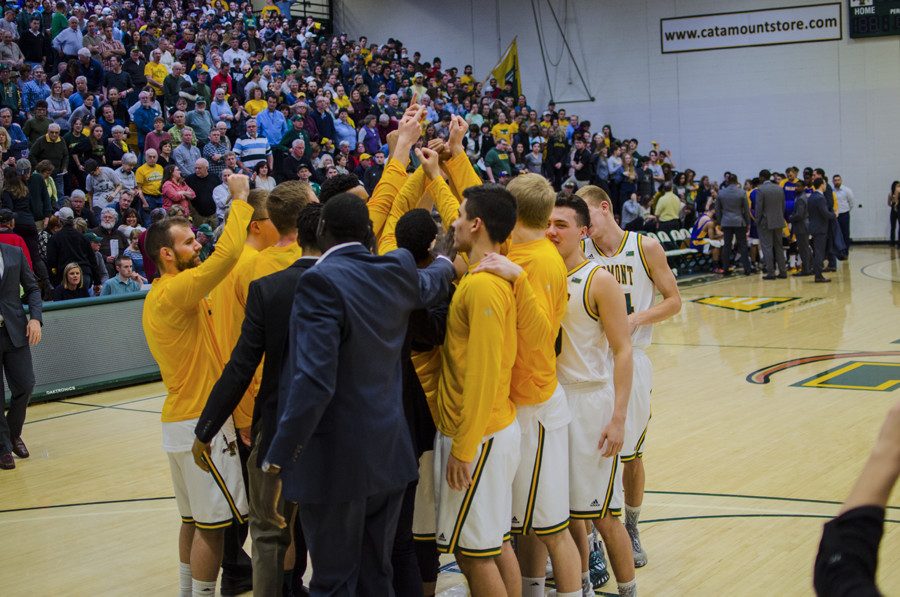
[849,0,900,38]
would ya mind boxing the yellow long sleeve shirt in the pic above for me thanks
[231,243,303,426]
[377,167,426,254]
[443,151,483,200]
[144,199,252,423]
[436,267,517,462]
[209,245,259,364]
[369,158,408,240]
[506,237,568,406]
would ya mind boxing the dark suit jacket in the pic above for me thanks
[266,244,455,504]
[755,181,786,230]
[790,193,809,234]
[808,191,835,236]
[715,184,750,228]
[0,243,41,348]
[195,256,318,466]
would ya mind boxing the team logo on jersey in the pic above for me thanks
[693,296,799,312]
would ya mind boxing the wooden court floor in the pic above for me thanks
[2,246,899,596]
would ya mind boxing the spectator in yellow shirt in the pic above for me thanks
[490,111,518,145]
[654,182,683,232]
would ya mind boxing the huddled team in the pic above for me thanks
[144,105,682,597]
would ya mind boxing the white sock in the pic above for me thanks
[557,591,583,597]
[582,570,590,583]
[523,576,545,597]
[192,578,216,597]
[624,504,641,527]
[618,579,637,597]
[178,563,192,597]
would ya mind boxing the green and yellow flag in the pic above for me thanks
[491,38,521,96]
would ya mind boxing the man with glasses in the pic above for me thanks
[136,149,164,211]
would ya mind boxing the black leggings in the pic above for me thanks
[890,208,899,243]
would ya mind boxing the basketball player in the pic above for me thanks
[143,174,253,597]
[552,195,636,597]
[503,173,582,597]
[577,185,682,568]
[434,184,521,597]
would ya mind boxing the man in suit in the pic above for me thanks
[193,203,322,597]
[715,173,752,276]
[755,169,787,279]
[262,191,456,596]
[0,242,42,470]
[808,177,836,283]
[789,183,812,277]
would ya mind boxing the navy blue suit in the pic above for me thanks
[266,243,454,597]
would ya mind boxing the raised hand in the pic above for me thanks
[415,146,441,180]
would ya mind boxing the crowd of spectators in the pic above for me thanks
[0,0,861,302]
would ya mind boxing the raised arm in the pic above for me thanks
[163,175,252,307]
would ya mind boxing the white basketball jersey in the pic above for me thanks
[557,260,610,386]
[582,231,655,350]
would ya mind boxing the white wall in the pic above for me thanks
[334,0,900,240]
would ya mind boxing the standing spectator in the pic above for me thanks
[122,229,144,278]
[185,159,219,228]
[122,47,147,103]
[234,119,272,174]
[76,48,103,95]
[2,160,50,285]
[46,207,101,290]
[755,169,788,279]
[22,65,49,115]
[808,177,836,283]
[0,231,41,469]
[186,99,214,146]
[46,81,70,132]
[570,136,592,188]
[29,122,67,196]
[256,94,287,147]
[0,209,31,267]
[23,100,51,143]
[654,181,683,233]
[0,29,24,69]
[173,128,201,177]
[137,148,166,210]
[715,174,752,276]
[143,48,168,100]
[311,95,336,141]
[358,114,381,155]
[202,128,230,180]
[161,165,195,213]
[51,261,88,301]
[0,66,21,115]
[832,174,853,252]
[92,207,128,277]
[132,93,161,149]
[99,255,143,296]
[51,17,83,63]
[889,181,900,247]
[483,137,512,184]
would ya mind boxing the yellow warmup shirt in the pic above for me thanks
[144,62,168,95]
[210,245,259,363]
[368,158,408,240]
[413,348,442,423]
[231,243,304,426]
[144,199,253,423]
[135,163,164,196]
[506,237,568,405]
[436,266,517,462]
[377,167,426,255]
